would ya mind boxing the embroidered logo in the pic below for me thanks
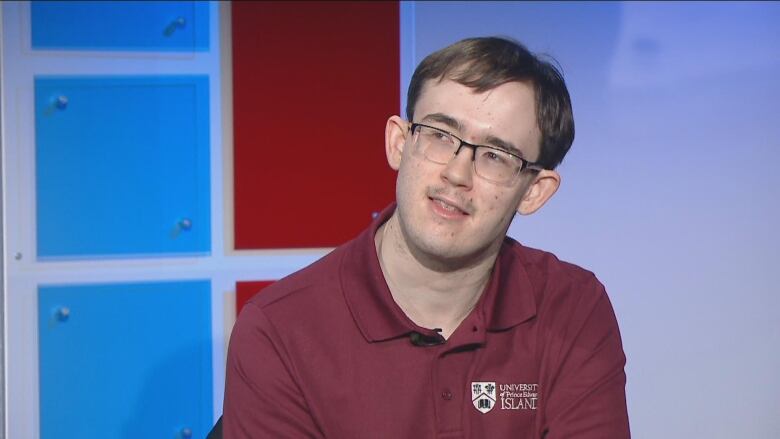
[471,381,540,413]
[471,381,497,414]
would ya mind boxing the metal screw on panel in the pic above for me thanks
[57,307,70,322]
[55,95,68,110]
[180,427,192,439]
[164,17,187,36]
[179,218,193,231]
[14,252,22,260]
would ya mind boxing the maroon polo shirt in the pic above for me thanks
[224,205,629,438]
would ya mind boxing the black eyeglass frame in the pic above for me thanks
[409,123,545,175]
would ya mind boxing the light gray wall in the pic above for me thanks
[403,2,780,438]
[1,4,7,437]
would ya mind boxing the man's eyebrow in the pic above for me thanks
[420,112,526,158]
[420,113,462,131]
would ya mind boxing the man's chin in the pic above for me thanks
[408,238,494,272]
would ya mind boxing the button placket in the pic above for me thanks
[432,313,487,434]
[432,349,459,432]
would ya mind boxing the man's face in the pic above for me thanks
[388,78,544,265]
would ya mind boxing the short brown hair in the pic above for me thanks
[406,37,574,170]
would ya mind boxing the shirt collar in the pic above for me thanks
[340,203,537,343]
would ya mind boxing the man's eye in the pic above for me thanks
[482,150,508,163]
[431,131,451,142]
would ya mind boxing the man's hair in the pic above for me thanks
[406,37,574,170]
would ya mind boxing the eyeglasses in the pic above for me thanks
[409,123,544,184]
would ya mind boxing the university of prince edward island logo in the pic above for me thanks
[471,381,539,413]
[471,382,496,414]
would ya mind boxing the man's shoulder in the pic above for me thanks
[504,237,606,301]
[507,238,600,281]
[503,238,621,346]
[246,242,351,313]
[233,238,364,352]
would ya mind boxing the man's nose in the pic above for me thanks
[441,146,474,188]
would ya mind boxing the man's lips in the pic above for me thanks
[429,195,470,216]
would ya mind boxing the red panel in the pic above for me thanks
[233,2,399,249]
[236,280,275,316]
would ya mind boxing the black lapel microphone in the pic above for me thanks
[409,328,445,347]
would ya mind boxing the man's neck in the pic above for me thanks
[374,213,500,339]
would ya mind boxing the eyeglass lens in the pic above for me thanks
[414,125,520,183]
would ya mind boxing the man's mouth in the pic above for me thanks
[429,196,469,216]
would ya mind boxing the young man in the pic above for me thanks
[223,37,630,438]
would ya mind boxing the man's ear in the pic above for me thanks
[385,115,408,171]
[517,170,561,215]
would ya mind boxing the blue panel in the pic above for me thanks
[31,1,209,51]
[35,76,211,259]
[38,280,213,439]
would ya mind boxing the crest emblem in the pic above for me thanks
[471,381,496,414]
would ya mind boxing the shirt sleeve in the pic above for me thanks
[223,302,325,439]
[539,281,631,438]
